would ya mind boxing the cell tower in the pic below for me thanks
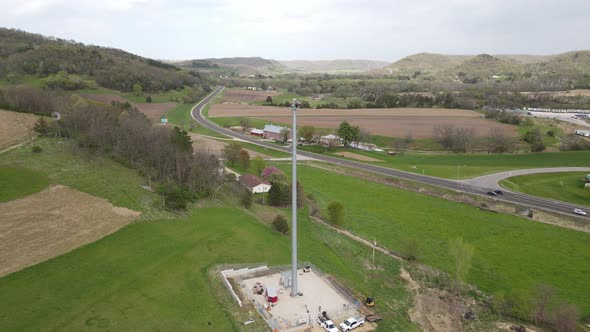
[290,98,300,297]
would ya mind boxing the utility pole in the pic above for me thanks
[291,98,300,297]
[372,237,376,269]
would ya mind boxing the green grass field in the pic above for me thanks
[501,172,590,207]
[0,138,167,219]
[0,137,415,331]
[0,166,50,202]
[298,147,590,179]
[278,164,590,315]
[165,103,194,129]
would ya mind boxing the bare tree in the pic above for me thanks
[487,128,515,153]
[434,124,474,153]
[529,284,555,325]
[239,118,250,133]
[552,303,579,332]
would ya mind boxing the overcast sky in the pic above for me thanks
[1,0,589,62]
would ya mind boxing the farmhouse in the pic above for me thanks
[575,129,590,138]
[263,124,291,141]
[319,134,343,147]
[250,128,264,137]
[239,174,271,194]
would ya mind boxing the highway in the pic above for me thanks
[192,87,590,221]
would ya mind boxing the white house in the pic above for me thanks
[575,129,590,138]
[319,134,343,147]
[239,174,271,194]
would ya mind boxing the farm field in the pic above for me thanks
[208,104,518,138]
[278,164,590,315]
[501,172,590,207]
[220,88,279,103]
[0,166,50,202]
[189,133,273,159]
[0,109,39,151]
[0,184,140,277]
[302,147,590,179]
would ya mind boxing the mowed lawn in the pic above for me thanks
[0,166,50,202]
[281,165,590,315]
[501,172,590,207]
[314,149,590,179]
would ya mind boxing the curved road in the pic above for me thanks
[192,87,590,220]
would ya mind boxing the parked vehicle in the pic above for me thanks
[486,191,497,196]
[339,317,364,331]
[318,311,338,332]
[573,208,587,216]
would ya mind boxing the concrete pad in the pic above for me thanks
[241,269,360,331]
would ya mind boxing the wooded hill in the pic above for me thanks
[379,51,590,89]
[0,28,208,93]
[174,57,285,75]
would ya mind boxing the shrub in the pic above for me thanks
[31,145,42,153]
[404,238,421,261]
[326,201,344,226]
[240,190,252,209]
[272,215,289,235]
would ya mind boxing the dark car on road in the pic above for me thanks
[487,191,497,196]
[494,190,504,195]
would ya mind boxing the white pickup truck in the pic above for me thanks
[318,312,338,332]
[339,317,364,331]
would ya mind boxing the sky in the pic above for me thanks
[1,0,589,62]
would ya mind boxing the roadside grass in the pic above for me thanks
[0,205,416,331]
[0,138,169,219]
[240,142,290,158]
[165,103,194,129]
[277,164,590,315]
[208,116,270,130]
[500,172,590,207]
[0,166,50,202]
[190,124,229,138]
[298,147,590,179]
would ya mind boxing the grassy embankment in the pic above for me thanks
[0,138,168,219]
[0,138,415,331]
[501,172,590,207]
[278,164,590,315]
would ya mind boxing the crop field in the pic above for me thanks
[0,184,140,277]
[220,88,279,103]
[0,110,39,151]
[501,172,590,207]
[81,94,176,122]
[278,164,590,315]
[209,104,518,138]
[189,133,272,159]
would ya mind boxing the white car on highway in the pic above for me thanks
[573,209,587,216]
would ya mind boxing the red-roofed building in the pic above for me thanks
[239,174,272,194]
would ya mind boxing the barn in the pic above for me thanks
[263,124,291,141]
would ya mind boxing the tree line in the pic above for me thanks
[0,85,221,210]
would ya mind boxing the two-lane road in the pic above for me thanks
[192,87,590,221]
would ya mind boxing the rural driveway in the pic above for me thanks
[460,167,590,190]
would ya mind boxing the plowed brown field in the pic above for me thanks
[0,185,140,277]
[0,110,39,151]
[209,104,518,138]
[220,88,279,103]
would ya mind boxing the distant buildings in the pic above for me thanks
[575,129,590,137]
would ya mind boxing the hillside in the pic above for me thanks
[174,57,285,74]
[0,28,204,92]
[448,54,522,82]
[279,59,389,72]
[380,53,472,75]
[527,50,590,76]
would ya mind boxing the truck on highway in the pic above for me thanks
[317,311,338,332]
[339,317,364,331]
